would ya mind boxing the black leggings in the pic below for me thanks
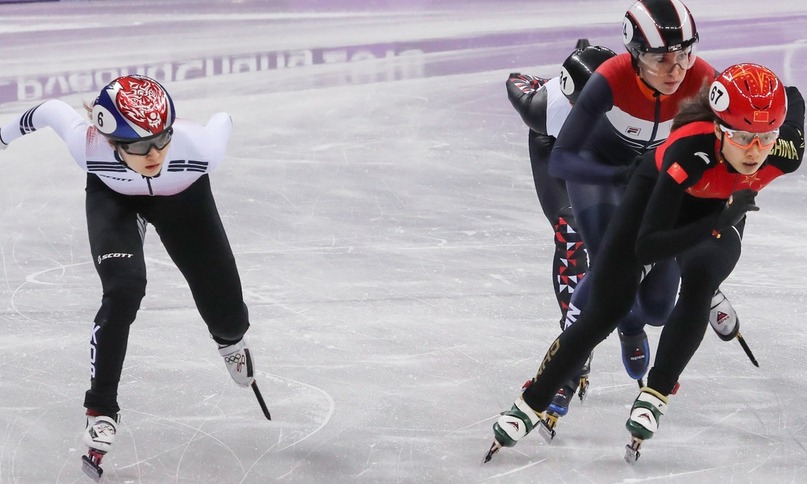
[83,174,249,415]
[528,131,588,320]
[566,171,679,335]
[523,173,742,411]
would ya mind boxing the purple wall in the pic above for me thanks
[0,26,614,104]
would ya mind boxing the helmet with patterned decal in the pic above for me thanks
[708,63,787,132]
[623,0,699,56]
[91,75,175,142]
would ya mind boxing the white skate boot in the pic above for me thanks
[218,338,255,387]
[624,387,668,463]
[84,414,118,454]
[709,289,739,341]
[709,289,759,366]
[493,397,544,447]
[484,395,549,462]
[82,414,119,480]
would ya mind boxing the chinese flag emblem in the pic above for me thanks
[753,111,769,123]
[666,162,688,184]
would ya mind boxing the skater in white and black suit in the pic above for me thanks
[0,75,256,471]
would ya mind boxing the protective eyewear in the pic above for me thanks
[118,128,173,156]
[637,46,696,75]
[718,125,779,150]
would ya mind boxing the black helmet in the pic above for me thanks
[622,0,698,56]
[559,44,617,103]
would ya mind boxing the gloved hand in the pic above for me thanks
[716,188,759,229]
[508,73,545,90]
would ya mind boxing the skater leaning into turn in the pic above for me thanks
[0,75,258,476]
[548,0,739,389]
[487,63,804,463]
[506,40,616,408]
[506,40,615,326]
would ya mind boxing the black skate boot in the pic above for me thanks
[576,352,592,402]
[547,379,577,417]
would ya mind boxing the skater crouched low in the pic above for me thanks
[0,74,257,478]
[486,62,803,463]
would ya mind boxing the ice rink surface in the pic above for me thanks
[2,0,807,482]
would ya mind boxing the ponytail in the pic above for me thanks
[671,84,717,132]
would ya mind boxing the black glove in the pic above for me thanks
[716,189,759,229]
[508,73,545,90]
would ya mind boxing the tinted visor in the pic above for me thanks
[118,128,173,156]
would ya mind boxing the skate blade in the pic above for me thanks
[624,436,642,464]
[483,439,502,463]
[537,413,558,444]
[81,455,104,481]
[251,381,272,420]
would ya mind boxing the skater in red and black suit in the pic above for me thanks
[487,63,803,462]
[547,0,732,385]
[0,75,259,476]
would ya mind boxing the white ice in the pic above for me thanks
[1,1,807,482]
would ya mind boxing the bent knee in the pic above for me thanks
[96,277,146,326]
[638,296,675,324]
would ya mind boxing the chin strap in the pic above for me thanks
[112,145,132,170]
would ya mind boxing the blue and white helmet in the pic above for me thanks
[91,75,175,142]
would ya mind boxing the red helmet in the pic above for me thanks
[708,63,787,132]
